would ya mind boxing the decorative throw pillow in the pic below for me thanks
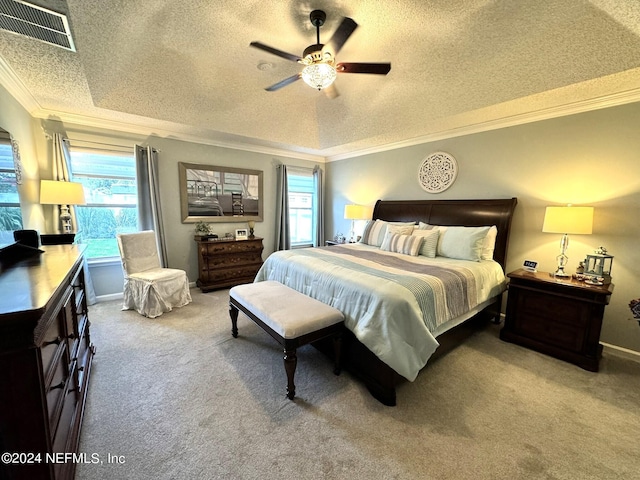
[380,232,423,256]
[411,229,440,257]
[387,224,414,236]
[360,220,415,247]
[359,219,388,246]
[437,226,491,261]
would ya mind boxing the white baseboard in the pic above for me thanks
[601,342,640,363]
[95,292,123,303]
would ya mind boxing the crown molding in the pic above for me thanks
[28,107,326,163]
[0,57,41,111]
[325,86,640,162]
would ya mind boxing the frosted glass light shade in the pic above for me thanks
[542,206,593,234]
[301,63,336,90]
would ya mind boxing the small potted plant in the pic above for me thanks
[195,221,211,237]
[630,298,640,326]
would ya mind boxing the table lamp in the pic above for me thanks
[40,180,86,233]
[542,205,593,277]
[344,204,372,243]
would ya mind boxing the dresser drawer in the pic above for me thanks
[200,239,263,256]
[74,328,91,394]
[52,378,78,457]
[45,345,70,433]
[206,251,262,268]
[208,265,261,283]
[40,317,65,378]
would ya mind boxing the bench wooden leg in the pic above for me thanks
[229,304,239,338]
[284,348,297,400]
[333,331,342,375]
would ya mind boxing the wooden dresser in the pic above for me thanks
[195,236,264,292]
[0,245,95,480]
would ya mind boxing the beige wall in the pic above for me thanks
[3,83,639,353]
[0,86,319,292]
[0,84,45,231]
[326,102,640,353]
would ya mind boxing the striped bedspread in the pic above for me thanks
[254,243,506,381]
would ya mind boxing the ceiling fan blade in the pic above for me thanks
[325,17,358,55]
[337,62,391,75]
[264,73,302,92]
[324,83,339,99]
[250,42,301,63]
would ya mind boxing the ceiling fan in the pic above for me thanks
[250,10,391,98]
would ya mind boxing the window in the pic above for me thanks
[287,167,316,247]
[0,136,23,237]
[69,146,137,259]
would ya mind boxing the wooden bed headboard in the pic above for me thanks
[372,198,518,270]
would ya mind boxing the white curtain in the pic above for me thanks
[313,165,324,247]
[135,145,167,267]
[274,163,290,251]
[51,133,97,305]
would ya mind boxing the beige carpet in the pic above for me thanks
[76,288,640,480]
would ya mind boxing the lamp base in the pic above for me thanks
[60,205,72,234]
[553,243,570,278]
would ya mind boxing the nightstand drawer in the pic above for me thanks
[514,288,589,328]
[513,310,585,352]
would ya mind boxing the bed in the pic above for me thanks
[255,198,518,405]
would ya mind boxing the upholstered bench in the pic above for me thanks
[229,280,345,400]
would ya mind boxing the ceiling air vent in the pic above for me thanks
[0,0,75,51]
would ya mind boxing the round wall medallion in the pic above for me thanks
[417,151,458,193]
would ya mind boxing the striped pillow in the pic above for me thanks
[360,220,388,246]
[380,232,423,256]
[411,229,440,257]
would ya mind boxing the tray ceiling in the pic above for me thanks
[1,0,640,160]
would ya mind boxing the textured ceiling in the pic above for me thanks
[1,0,640,160]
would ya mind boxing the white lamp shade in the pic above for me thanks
[344,204,372,220]
[542,206,593,234]
[40,180,86,206]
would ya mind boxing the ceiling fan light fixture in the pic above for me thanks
[301,62,337,90]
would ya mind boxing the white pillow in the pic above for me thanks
[411,229,440,258]
[482,226,498,260]
[380,232,423,256]
[437,226,491,261]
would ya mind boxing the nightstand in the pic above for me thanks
[500,269,614,371]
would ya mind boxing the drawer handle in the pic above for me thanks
[48,381,65,392]
[43,336,62,347]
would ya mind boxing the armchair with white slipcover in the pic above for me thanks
[116,231,192,318]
